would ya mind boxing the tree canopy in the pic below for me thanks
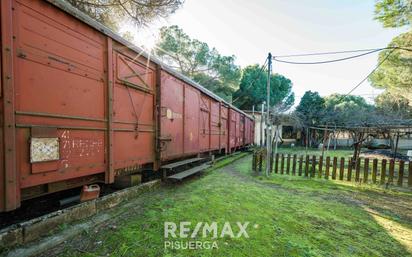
[295,91,385,127]
[155,25,241,101]
[369,31,412,102]
[375,91,412,119]
[374,0,412,28]
[322,94,374,127]
[295,91,324,126]
[67,0,183,31]
[232,65,294,111]
[371,0,412,107]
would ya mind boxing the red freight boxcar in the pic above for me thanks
[0,0,254,212]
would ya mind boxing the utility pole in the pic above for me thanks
[260,102,265,146]
[266,53,272,177]
[274,125,279,156]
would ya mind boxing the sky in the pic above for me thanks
[123,0,407,105]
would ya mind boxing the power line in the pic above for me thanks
[232,59,268,103]
[343,48,395,97]
[238,46,409,105]
[273,48,382,65]
[272,46,404,97]
[272,46,412,58]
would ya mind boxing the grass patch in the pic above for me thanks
[53,155,412,257]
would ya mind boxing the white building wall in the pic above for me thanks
[252,113,281,146]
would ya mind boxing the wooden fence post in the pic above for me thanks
[298,155,303,176]
[363,158,369,183]
[347,157,352,181]
[372,159,378,184]
[325,156,330,179]
[311,155,316,177]
[270,152,274,173]
[305,155,309,177]
[275,153,279,174]
[318,156,323,178]
[339,157,345,180]
[292,154,297,176]
[380,159,387,184]
[355,158,361,182]
[286,154,291,175]
[252,152,256,172]
[332,157,337,180]
[398,160,404,186]
[280,154,285,175]
[389,159,395,184]
[408,161,412,187]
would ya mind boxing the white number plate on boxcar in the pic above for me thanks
[30,138,60,163]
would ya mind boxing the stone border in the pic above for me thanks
[0,180,160,251]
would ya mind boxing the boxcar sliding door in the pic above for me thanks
[112,50,156,172]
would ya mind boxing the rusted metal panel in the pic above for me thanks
[19,129,106,188]
[228,108,237,150]
[44,0,254,124]
[2,0,18,211]
[13,0,107,192]
[239,114,245,147]
[160,71,201,159]
[159,71,184,160]
[199,94,210,151]
[154,64,162,170]
[183,84,200,155]
[0,0,255,212]
[210,100,220,150]
[220,104,228,152]
[112,46,155,170]
[106,37,114,183]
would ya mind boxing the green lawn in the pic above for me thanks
[51,154,412,257]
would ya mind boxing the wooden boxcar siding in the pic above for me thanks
[14,0,107,200]
[0,0,254,211]
[1,0,15,211]
[1,0,158,210]
[111,44,156,170]
[239,114,245,147]
[220,105,229,152]
[228,109,236,151]
[199,94,211,151]
[160,70,202,160]
[160,70,226,160]
[159,71,184,160]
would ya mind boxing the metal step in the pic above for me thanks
[161,157,205,170]
[167,164,211,181]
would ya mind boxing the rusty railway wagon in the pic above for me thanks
[0,0,254,212]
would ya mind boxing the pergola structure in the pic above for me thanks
[306,123,412,166]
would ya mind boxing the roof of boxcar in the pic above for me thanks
[45,0,252,119]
